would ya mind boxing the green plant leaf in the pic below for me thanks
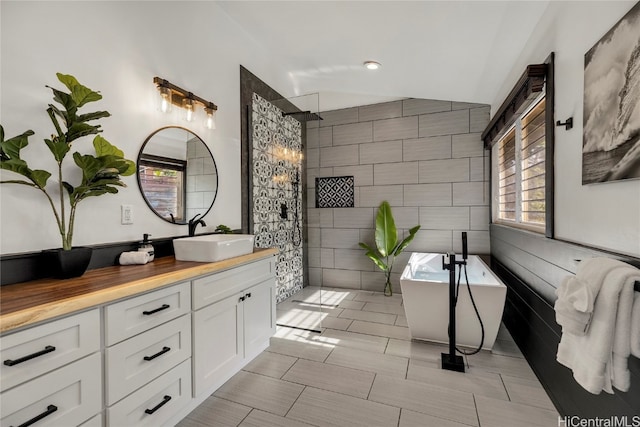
[359,242,388,272]
[358,242,375,252]
[48,88,77,124]
[365,250,388,272]
[374,201,397,257]
[67,122,101,143]
[73,152,102,182]
[57,73,102,108]
[62,181,74,196]
[44,137,70,163]
[77,110,111,123]
[93,136,135,176]
[56,73,81,91]
[0,127,34,160]
[393,225,420,256]
[93,135,122,157]
[0,158,30,175]
[30,169,52,189]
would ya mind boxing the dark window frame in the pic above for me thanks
[484,52,555,238]
[138,153,187,223]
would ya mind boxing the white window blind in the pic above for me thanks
[495,97,546,231]
[498,129,516,221]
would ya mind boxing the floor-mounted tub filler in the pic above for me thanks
[400,252,507,352]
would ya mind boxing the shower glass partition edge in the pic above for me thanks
[251,92,323,332]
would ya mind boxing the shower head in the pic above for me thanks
[282,111,323,122]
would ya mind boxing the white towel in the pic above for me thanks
[119,251,150,265]
[575,257,632,302]
[555,276,593,335]
[631,292,640,358]
[607,267,639,392]
[556,264,640,394]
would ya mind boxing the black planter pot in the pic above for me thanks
[43,247,93,279]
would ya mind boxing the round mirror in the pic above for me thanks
[137,126,218,224]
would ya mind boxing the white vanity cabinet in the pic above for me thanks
[0,251,278,427]
[0,309,102,427]
[193,257,276,396]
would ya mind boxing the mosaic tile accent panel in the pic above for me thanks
[316,176,355,208]
[252,93,304,303]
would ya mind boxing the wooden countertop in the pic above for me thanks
[0,248,278,334]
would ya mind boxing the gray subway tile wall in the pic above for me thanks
[332,122,374,146]
[306,98,490,290]
[359,100,403,121]
[360,139,403,164]
[403,135,452,161]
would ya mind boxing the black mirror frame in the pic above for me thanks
[137,126,218,224]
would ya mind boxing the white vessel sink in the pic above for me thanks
[173,234,255,262]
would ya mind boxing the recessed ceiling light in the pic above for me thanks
[364,61,381,70]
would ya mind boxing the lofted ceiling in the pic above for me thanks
[218,0,552,111]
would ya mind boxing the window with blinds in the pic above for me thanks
[139,155,186,222]
[498,129,517,221]
[495,97,546,231]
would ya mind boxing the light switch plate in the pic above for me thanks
[121,204,133,225]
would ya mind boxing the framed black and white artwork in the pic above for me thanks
[583,1,640,184]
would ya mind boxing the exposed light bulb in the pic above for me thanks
[182,97,195,122]
[205,108,216,130]
[158,86,172,113]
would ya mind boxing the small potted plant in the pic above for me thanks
[0,73,135,278]
[359,201,420,296]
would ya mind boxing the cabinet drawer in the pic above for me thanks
[105,282,190,345]
[105,314,191,405]
[193,258,274,310]
[107,359,191,427]
[1,352,101,427]
[0,309,100,392]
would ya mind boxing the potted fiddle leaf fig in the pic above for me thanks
[359,201,420,296]
[0,73,135,278]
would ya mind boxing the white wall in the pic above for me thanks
[0,1,290,253]
[491,1,640,257]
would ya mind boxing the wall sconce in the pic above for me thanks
[153,77,217,128]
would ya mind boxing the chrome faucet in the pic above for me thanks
[188,214,206,236]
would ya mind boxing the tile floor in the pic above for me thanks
[178,287,559,427]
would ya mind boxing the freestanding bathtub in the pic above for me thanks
[400,252,507,350]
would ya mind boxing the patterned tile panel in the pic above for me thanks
[316,176,355,208]
[251,93,303,303]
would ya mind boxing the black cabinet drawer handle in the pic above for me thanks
[246,292,252,299]
[239,296,245,302]
[145,395,171,415]
[143,304,170,315]
[143,346,171,361]
[4,346,56,366]
[10,404,58,427]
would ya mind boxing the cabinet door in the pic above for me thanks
[193,294,244,396]
[243,278,276,360]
